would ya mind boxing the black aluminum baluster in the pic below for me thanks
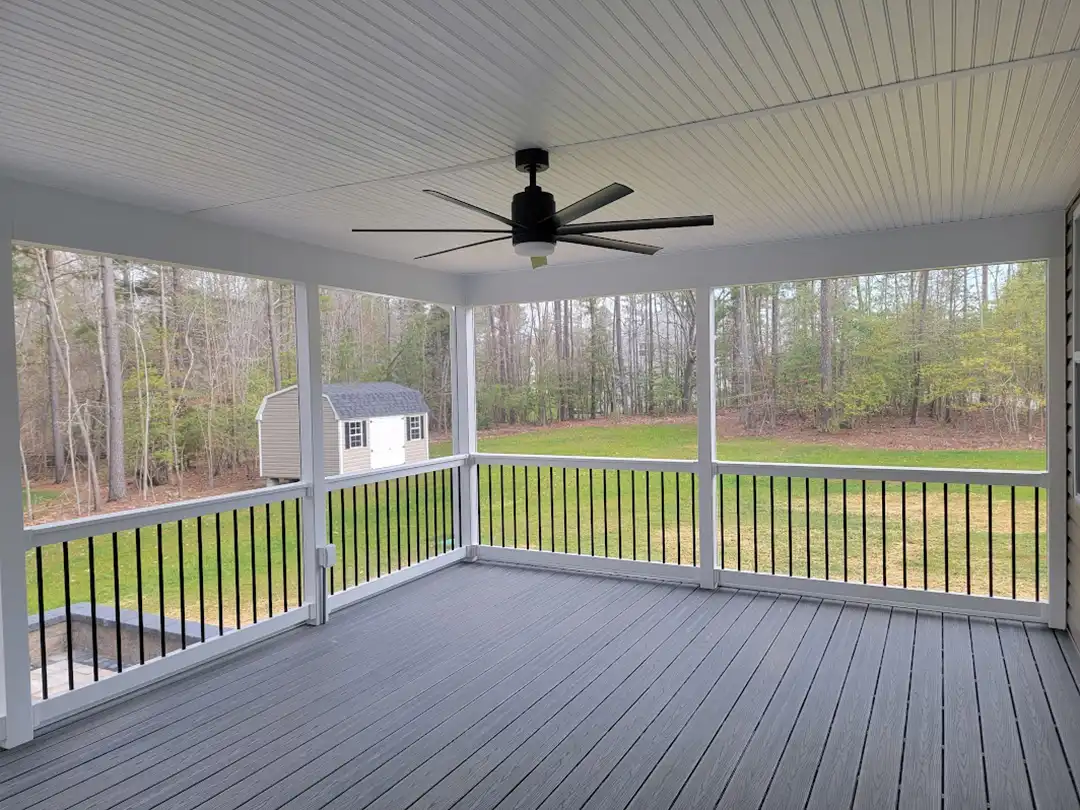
[352,487,359,583]
[265,503,273,615]
[280,501,288,610]
[769,477,775,575]
[965,484,972,594]
[1035,487,1041,601]
[943,483,949,593]
[660,473,666,564]
[842,480,848,582]
[823,478,829,581]
[487,465,494,547]
[562,467,568,554]
[249,505,258,622]
[787,477,793,576]
[881,482,887,587]
[1011,486,1017,600]
[922,484,928,590]
[424,473,431,559]
[295,500,303,601]
[675,473,682,565]
[645,472,651,561]
[513,466,519,549]
[537,466,544,551]
[456,468,463,549]
[617,470,623,559]
[406,475,413,565]
[89,537,99,677]
[735,475,742,570]
[692,475,697,567]
[63,540,73,690]
[524,467,531,550]
[215,513,224,636]
[575,468,581,555]
[414,475,422,562]
[375,483,383,578]
[395,477,403,572]
[631,470,637,560]
[590,469,596,556]
[136,527,145,663]
[35,546,48,697]
[178,520,187,646]
[901,482,907,589]
[158,522,167,657]
[327,492,335,594]
[363,485,371,580]
[718,474,725,569]
[500,466,507,548]
[604,470,610,558]
[112,533,122,672]
[752,475,758,572]
[988,484,994,597]
[861,481,867,584]
[805,478,811,578]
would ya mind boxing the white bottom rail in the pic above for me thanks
[327,548,467,613]
[474,545,699,585]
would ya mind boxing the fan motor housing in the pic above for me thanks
[511,186,556,247]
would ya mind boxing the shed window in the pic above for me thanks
[344,420,367,449]
[406,415,425,441]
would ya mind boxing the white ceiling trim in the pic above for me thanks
[0,177,465,304]
[464,211,1064,304]
[190,47,1080,213]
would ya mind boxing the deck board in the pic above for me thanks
[2,562,1077,810]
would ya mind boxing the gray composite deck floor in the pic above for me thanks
[3,562,1080,810]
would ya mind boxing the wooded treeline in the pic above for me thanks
[475,262,1046,434]
[14,247,451,517]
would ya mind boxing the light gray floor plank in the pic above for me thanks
[971,616,1034,810]
[1026,624,1080,783]
[343,587,705,810]
[492,591,758,810]
[998,620,1079,809]
[553,592,779,810]
[851,608,915,810]
[5,565,1080,810]
[942,614,987,810]
[796,605,891,810]
[89,574,629,810]
[672,599,838,810]
[618,595,808,810]
[175,581,665,810]
[413,590,736,810]
[898,611,943,810]
[737,602,866,810]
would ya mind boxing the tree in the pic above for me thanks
[102,256,125,500]
[818,278,835,432]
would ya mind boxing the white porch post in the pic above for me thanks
[451,305,479,556]
[0,235,33,747]
[1048,247,1068,629]
[695,286,717,588]
[295,282,329,625]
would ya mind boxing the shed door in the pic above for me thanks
[369,416,406,469]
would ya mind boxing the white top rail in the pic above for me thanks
[325,454,468,491]
[24,482,308,550]
[472,453,697,474]
[713,460,1047,487]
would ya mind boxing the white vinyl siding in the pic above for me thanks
[257,387,340,478]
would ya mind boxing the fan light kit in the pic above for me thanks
[352,148,714,268]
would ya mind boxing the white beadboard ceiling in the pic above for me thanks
[2,0,1079,274]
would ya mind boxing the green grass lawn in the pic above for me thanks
[28,424,1049,639]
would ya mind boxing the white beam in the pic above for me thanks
[695,287,717,588]
[1048,240,1068,629]
[0,210,33,747]
[451,306,479,555]
[465,212,1062,304]
[0,177,464,305]
[295,283,329,625]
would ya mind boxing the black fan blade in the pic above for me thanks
[557,214,714,235]
[414,235,511,260]
[558,234,660,255]
[551,183,633,224]
[352,228,510,233]
[422,189,518,227]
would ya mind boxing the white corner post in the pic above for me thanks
[451,305,479,557]
[695,286,717,588]
[0,228,33,747]
[295,282,329,625]
[1048,244,1068,629]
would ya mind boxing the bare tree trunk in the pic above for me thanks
[909,268,930,425]
[44,287,66,483]
[102,257,126,500]
[737,287,753,428]
[614,295,627,413]
[770,285,779,427]
[266,280,282,389]
[818,278,835,432]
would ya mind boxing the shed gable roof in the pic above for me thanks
[322,382,428,420]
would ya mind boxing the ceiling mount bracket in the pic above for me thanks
[514,148,549,175]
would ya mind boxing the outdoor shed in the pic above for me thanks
[256,382,429,481]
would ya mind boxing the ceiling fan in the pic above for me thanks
[351,148,714,268]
